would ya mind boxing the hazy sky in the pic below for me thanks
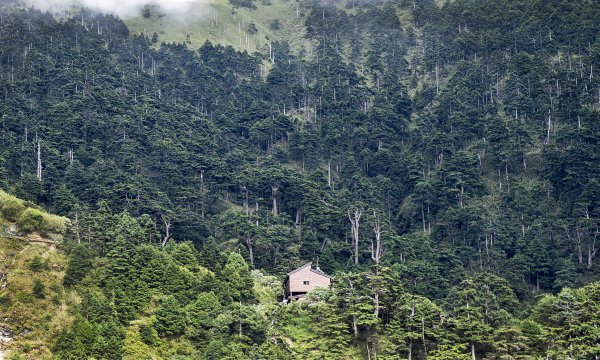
[25,0,210,18]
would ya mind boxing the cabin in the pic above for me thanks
[284,263,331,301]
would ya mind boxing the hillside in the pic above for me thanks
[1,0,600,358]
[125,0,310,55]
[0,193,72,360]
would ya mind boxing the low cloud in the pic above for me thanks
[25,0,210,18]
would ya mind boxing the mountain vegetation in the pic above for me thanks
[1,0,600,358]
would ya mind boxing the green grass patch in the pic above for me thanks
[125,0,310,55]
[0,190,69,235]
[0,237,78,359]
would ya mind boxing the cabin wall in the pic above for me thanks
[288,267,331,294]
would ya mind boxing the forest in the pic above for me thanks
[0,0,600,358]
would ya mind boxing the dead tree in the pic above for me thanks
[241,184,249,216]
[348,208,362,265]
[271,183,280,216]
[371,210,383,265]
[347,278,359,337]
[435,63,440,94]
[36,141,42,181]
[244,235,254,266]
[200,169,205,219]
[295,208,301,227]
[161,215,172,247]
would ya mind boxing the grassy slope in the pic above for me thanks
[125,0,310,55]
[0,236,76,360]
[0,192,74,360]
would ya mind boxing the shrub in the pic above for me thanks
[247,22,258,35]
[1,198,26,222]
[29,256,46,272]
[17,208,68,234]
[269,19,280,31]
[64,245,93,286]
[15,290,34,303]
[230,0,256,9]
[1,190,69,233]
[154,296,186,336]
[139,324,159,346]
[33,279,46,299]
[43,213,68,233]
[18,208,46,234]
[0,293,12,308]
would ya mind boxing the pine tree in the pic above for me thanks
[154,295,186,337]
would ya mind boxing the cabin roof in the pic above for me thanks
[286,262,332,279]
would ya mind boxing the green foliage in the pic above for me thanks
[230,0,256,10]
[139,324,160,346]
[32,278,45,298]
[0,190,68,233]
[64,245,94,286]
[154,295,186,337]
[186,291,222,340]
[221,252,256,303]
[17,208,46,233]
[28,255,45,272]
[1,198,25,222]
[2,0,600,358]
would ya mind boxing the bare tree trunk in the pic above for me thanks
[588,227,598,269]
[75,211,81,244]
[245,236,254,266]
[36,141,42,181]
[348,208,362,265]
[422,203,426,233]
[373,290,380,318]
[435,63,440,94]
[422,317,428,355]
[408,303,415,360]
[348,278,359,337]
[372,211,383,265]
[255,202,259,226]
[238,302,243,337]
[295,208,301,227]
[546,112,552,144]
[200,169,205,219]
[271,184,279,216]
[241,185,249,216]
[161,216,171,247]
[575,231,583,264]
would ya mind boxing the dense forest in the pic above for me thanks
[1,0,600,358]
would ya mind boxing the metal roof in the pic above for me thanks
[286,262,332,279]
[286,262,312,276]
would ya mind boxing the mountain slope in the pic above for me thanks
[0,197,73,360]
[0,0,600,358]
[125,0,309,55]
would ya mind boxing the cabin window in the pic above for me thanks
[303,281,310,285]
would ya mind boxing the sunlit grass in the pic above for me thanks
[125,0,310,56]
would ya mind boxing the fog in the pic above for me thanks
[24,0,210,18]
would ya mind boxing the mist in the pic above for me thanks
[24,0,211,19]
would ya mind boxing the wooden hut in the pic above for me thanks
[284,263,331,301]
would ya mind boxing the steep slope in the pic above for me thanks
[1,0,600,358]
[0,194,73,360]
[125,0,310,55]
